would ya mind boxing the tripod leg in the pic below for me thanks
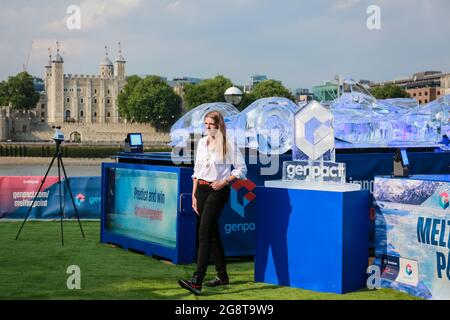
[16,153,58,240]
[59,155,85,239]
[57,155,64,246]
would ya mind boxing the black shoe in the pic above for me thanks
[178,276,202,295]
[205,276,229,287]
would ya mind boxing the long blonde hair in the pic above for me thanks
[204,110,227,162]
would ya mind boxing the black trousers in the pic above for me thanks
[194,184,230,280]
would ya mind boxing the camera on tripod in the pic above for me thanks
[16,125,85,246]
[52,126,65,142]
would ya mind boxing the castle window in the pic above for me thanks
[41,104,45,109]
[65,110,71,120]
[80,98,84,103]
[80,110,84,117]
[67,98,70,103]
[107,112,111,117]
[107,89,110,94]
[77,88,81,92]
[94,89,97,94]
[94,99,97,104]
[94,112,97,117]
[107,99,110,104]
[41,112,45,117]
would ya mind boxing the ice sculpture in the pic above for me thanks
[233,97,300,154]
[331,88,449,147]
[379,98,419,110]
[169,102,240,147]
[265,100,360,191]
[403,95,450,138]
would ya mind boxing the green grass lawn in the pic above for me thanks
[0,221,419,300]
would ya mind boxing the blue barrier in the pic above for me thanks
[0,176,101,219]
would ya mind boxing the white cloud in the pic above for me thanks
[166,0,183,12]
[45,0,143,31]
[334,0,361,10]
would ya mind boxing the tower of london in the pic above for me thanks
[43,41,127,124]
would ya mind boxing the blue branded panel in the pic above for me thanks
[62,176,101,219]
[1,176,101,220]
[374,175,450,299]
[115,150,450,256]
[254,186,370,294]
[100,162,197,264]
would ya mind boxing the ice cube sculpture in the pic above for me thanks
[169,102,239,147]
[233,97,300,154]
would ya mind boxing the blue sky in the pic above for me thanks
[0,0,449,91]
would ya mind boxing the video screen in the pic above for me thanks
[105,167,179,249]
[129,134,142,146]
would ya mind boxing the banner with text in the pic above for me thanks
[374,176,450,300]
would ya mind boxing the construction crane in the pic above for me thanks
[22,40,34,72]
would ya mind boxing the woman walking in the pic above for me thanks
[178,110,247,295]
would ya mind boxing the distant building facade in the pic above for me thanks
[294,88,314,105]
[43,42,127,124]
[406,87,443,105]
[371,71,450,104]
[243,74,268,92]
[167,77,203,96]
[312,82,339,102]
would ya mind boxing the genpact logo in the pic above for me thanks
[405,264,413,276]
[230,178,256,218]
[439,191,449,210]
[75,193,85,207]
[294,101,334,161]
[224,222,255,234]
[285,164,345,179]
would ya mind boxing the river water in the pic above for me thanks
[0,164,102,177]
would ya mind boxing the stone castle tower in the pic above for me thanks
[44,41,127,124]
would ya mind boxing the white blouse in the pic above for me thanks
[191,136,247,182]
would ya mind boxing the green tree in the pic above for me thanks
[370,84,411,99]
[0,81,8,106]
[0,72,40,109]
[183,75,233,110]
[117,75,142,120]
[240,79,296,109]
[126,76,182,130]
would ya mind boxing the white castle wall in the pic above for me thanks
[10,122,170,145]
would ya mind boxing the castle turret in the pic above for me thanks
[114,42,126,81]
[49,41,64,123]
[100,46,114,79]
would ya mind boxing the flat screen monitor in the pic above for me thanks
[129,133,142,146]
[126,133,143,153]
